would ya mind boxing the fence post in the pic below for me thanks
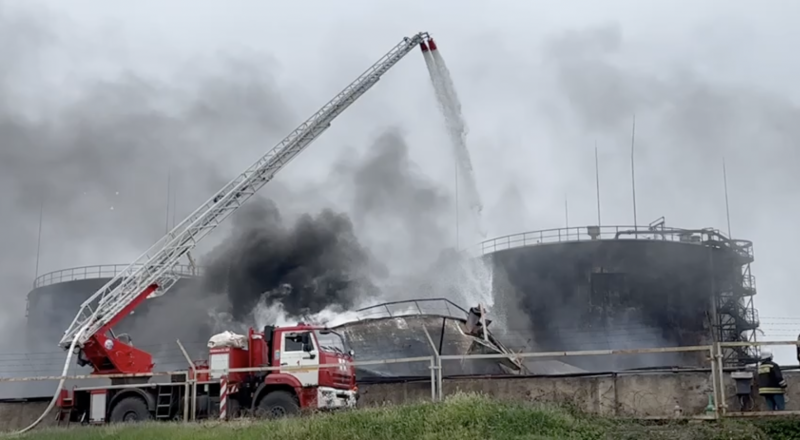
[429,356,436,402]
[220,375,228,420]
[183,380,190,422]
[715,342,727,416]
[709,345,721,420]
[192,379,198,421]
[436,354,443,402]
[176,340,195,423]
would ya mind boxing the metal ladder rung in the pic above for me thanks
[155,388,173,418]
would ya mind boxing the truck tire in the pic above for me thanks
[109,396,153,423]
[257,391,300,418]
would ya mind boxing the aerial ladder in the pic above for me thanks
[58,32,436,375]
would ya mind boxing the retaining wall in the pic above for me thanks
[3,370,800,432]
[359,370,800,417]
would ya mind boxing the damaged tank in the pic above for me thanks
[331,298,585,380]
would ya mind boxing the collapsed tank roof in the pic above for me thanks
[331,298,586,379]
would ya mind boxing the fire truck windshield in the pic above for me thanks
[315,330,346,354]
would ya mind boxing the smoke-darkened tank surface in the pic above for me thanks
[333,299,523,380]
[26,264,203,351]
[483,223,759,371]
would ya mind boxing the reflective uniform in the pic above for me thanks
[758,359,787,410]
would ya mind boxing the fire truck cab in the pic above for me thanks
[60,324,357,424]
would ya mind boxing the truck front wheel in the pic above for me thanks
[257,391,300,418]
[109,396,152,423]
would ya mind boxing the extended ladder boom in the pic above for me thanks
[60,32,432,349]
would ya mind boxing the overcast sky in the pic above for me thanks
[2,0,800,362]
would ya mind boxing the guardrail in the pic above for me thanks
[33,264,203,289]
[354,298,467,321]
[5,340,800,425]
[474,225,754,259]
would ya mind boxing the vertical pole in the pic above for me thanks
[716,342,727,416]
[219,375,228,420]
[176,340,194,422]
[630,114,638,228]
[595,142,601,226]
[34,198,44,280]
[723,158,732,238]
[172,174,178,229]
[165,168,172,234]
[191,379,197,421]
[183,380,190,422]
[709,346,721,420]
[437,354,443,402]
[422,323,440,402]
[430,356,436,402]
[479,303,488,342]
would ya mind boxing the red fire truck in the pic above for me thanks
[52,32,436,425]
[58,324,356,423]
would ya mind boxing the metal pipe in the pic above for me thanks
[437,354,443,402]
[176,339,195,423]
[421,325,440,401]
[709,347,720,420]
[479,303,488,341]
[0,356,435,382]
[183,380,190,422]
[438,345,711,362]
[10,342,798,386]
[192,380,197,422]
[429,356,436,402]
[721,340,800,348]
[716,342,727,415]
[73,382,184,392]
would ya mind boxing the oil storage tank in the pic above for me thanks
[482,221,760,372]
[25,264,203,356]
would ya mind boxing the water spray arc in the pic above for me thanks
[421,40,486,243]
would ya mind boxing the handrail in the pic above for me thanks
[32,264,203,289]
[352,298,468,321]
[473,225,754,260]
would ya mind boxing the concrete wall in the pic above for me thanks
[0,401,55,432]
[358,370,800,417]
[3,370,800,432]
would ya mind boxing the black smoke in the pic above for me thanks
[194,128,456,325]
[201,198,385,320]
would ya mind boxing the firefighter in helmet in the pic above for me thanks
[758,348,788,410]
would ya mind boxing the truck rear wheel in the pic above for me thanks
[257,391,300,418]
[109,396,152,423]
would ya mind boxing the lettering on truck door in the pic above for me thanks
[281,331,319,386]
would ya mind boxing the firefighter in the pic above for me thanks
[796,334,800,365]
[758,348,788,410]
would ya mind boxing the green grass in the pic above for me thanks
[13,393,800,440]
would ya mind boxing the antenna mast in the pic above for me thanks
[630,114,638,228]
[723,158,732,237]
[595,142,601,226]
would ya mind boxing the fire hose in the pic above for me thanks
[6,322,90,436]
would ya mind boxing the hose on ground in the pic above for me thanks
[6,323,90,437]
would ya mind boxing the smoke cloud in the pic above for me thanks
[539,23,800,227]
[339,129,453,277]
[194,128,460,330]
[0,7,297,353]
[201,199,384,320]
[2,5,469,362]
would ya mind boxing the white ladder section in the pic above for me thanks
[60,32,432,349]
